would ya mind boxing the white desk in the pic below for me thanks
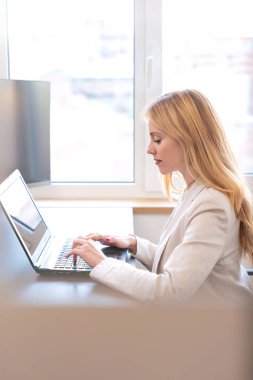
[0,205,139,308]
[39,205,134,238]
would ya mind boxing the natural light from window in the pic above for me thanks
[162,0,253,174]
[7,0,134,182]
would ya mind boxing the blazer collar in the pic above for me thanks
[151,181,206,273]
[181,180,206,205]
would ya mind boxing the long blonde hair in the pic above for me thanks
[145,89,253,260]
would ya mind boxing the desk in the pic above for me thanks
[0,206,252,380]
[0,205,138,308]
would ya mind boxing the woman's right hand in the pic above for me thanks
[84,233,137,253]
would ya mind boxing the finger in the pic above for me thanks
[86,232,100,240]
[65,251,73,259]
[69,240,95,257]
[88,238,101,249]
[66,248,79,257]
[66,250,80,265]
[86,233,106,243]
[71,252,78,265]
[101,235,116,245]
[71,239,78,249]
[72,238,86,249]
[78,235,89,240]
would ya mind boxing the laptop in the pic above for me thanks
[0,169,127,274]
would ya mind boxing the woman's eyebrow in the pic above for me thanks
[149,131,164,137]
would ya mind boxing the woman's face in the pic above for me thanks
[147,120,185,175]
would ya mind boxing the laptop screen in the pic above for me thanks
[0,172,48,257]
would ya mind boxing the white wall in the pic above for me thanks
[133,212,169,243]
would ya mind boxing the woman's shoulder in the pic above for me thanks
[203,185,229,201]
[191,183,235,216]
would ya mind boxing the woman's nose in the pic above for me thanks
[147,142,155,155]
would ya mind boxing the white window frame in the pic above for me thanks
[0,0,252,199]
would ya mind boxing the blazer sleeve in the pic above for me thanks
[133,236,157,271]
[90,192,233,304]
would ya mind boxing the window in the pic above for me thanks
[162,0,253,175]
[0,0,252,199]
[7,0,134,183]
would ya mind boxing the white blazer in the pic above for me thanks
[90,182,253,306]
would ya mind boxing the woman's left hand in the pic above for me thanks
[65,237,107,268]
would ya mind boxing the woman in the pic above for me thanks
[66,89,253,306]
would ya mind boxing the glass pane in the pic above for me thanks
[162,0,253,173]
[7,0,134,182]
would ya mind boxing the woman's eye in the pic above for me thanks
[154,139,161,144]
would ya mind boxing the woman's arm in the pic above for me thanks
[71,233,158,271]
[90,194,234,304]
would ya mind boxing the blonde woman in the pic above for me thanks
[67,89,253,306]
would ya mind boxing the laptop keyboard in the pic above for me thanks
[53,239,127,271]
[53,239,92,271]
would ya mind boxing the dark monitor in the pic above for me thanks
[0,79,50,184]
